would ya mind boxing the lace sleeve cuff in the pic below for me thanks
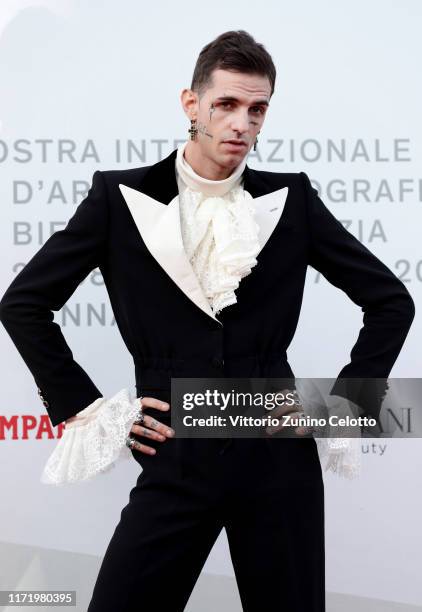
[40,388,141,485]
[317,394,362,479]
[295,382,362,480]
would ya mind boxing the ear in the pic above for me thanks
[180,88,198,120]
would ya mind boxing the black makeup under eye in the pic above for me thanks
[215,100,267,114]
[250,106,265,115]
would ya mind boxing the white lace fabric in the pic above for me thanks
[176,141,261,315]
[319,436,362,479]
[322,394,362,479]
[295,380,363,480]
[41,388,141,485]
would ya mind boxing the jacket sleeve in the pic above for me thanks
[301,171,415,419]
[0,170,109,427]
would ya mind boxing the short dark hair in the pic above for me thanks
[191,30,276,98]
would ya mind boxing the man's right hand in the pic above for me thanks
[129,396,175,456]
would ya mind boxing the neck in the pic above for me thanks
[176,141,247,197]
[183,141,242,180]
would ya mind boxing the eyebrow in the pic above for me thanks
[213,96,270,107]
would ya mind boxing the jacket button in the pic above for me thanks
[42,400,49,408]
[212,357,224,368]
[37,387,43,396]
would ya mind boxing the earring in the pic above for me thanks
[188,118,198,141]
[253,131,260,151]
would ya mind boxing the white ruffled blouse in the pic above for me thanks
[41,144,362,485]
[175,141,260,315]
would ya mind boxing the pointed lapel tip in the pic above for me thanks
[118,182,144,199]
[118,182,131,194]
[117,183,220,325]
[253,186,289,252]
[118,182,144,205]
[119,183,179,210]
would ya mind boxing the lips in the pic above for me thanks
[223,140,247,146]
[222,140,248,150]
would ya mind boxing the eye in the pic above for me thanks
[221,101,234,110]
[250,106,265,115]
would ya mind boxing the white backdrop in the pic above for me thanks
[0,1,421,609]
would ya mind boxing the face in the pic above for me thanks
[181,68,272,179]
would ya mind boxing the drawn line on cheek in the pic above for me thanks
[197,121,213,138]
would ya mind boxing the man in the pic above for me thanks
[0,30,415,611]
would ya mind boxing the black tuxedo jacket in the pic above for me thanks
[0,149,415,427]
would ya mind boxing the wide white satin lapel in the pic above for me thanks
[253,187,289,251]
[119,184,288,325]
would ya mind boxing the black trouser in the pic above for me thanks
[87,415,325,612]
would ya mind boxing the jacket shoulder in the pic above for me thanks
[252,168,302,179]
[246,167,309,195]
[98,165,151,190]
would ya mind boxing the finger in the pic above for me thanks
[270,403,304,419]
[270,391,304,419]
[294,426,315,436]
[129,438,157,456]
[272,388,301,406]
[265,422,283,435]
[142,414,175,438]
[140,396,170,411]
[265,419,285,435]
[265,410,306,435]
[131,423,167,442]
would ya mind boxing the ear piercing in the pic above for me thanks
[188,118,198,140]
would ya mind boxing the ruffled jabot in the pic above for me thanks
[175,142,260,315]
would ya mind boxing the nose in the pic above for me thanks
[229,108,250,135]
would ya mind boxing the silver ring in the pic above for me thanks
[133,408,145,425]
[126,436,137,450]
